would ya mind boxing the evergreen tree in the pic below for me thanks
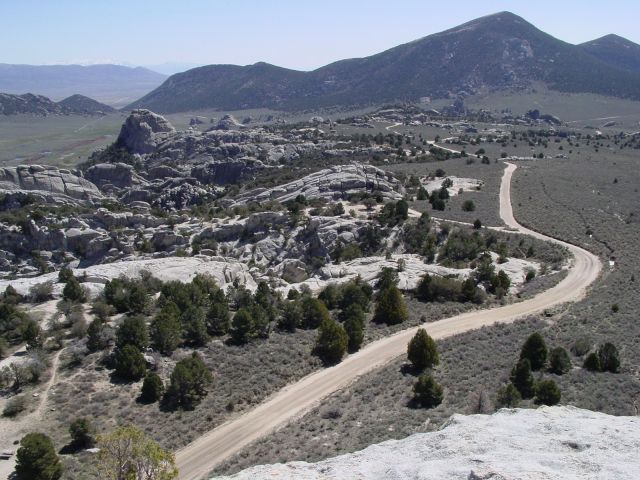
[338,282,371,311]
[140,372,164,403]
[15,432,63,480]
[413,374,444,408]
[376,267,399,291]
[127,283,149,314]
[495,383,522,408]
[164,352,212,409]
[548,347,571,375]
[520,332,547,371]
[181,306,209,347]
[230,308,254,344]
[510,358,534,399]
[373,286,408,325]
[114,345,146,381]
[534,379,561,405]
[150,312,181,355]
[62,276,86,303]
[407,328,439,370]
[69,418,95,449]
[314,318,348,365]
[115,316,149,350]
[597,342,620,373]
[583,352,601,371]
[86,319,108,352]
[341,304,365,352]
[206,301,230,336]
[301,297,331,329]
[278,300,301,332]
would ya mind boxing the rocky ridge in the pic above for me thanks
[211,406,640,480]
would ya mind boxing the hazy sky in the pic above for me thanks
[3,0,639,71]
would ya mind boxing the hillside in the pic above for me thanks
[0,92,115,115]
[0,64,166,107]
[212,407,640,480]
[128,12,640,112]
[580,34,640,73]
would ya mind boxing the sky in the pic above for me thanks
[2,0,639,72]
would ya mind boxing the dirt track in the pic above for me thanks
[174,162,602,479]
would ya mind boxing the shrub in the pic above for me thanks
[16,433,62,480]
[314,318,348,365]
[534,379,561,405]
[140,372,164,404]
[407,328,439,370]
[29,282,53,303]
[510,358,534,399]
[413,374,443,408]
[69,418,95,449]
[2,395,26,417]
[548,347,571,375]
[461,200,476,212]
[597,342,620,373]
[495,383,522,408]
[86,319,110,352]
[519,332,547,371]
[571,336,592,356]
[473,219,482,229]
[372,286,408,325]
[164,352,212,409]
[113,345,146,381]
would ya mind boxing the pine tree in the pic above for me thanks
[373,286,408,325]
[278,300,301,332]
[496,383,522,408]
[230,308,254,344]
[115,316,149,350]
[597,342,620,373]
[341,304,365,352]
[583,352,601,371]
[413,374,444,408]
[519,332,547,371]
[114,345,146,381]
[407,328,439,370]
[165,352,212,409]
[206,301,230,336]
[548,347,571,375]
[314,318,348,364]
[301,297,331,329]
[86,319,108,352]
[150,313,181,355]
[140,372,164,403]
[62,276,86,303]
[510,358,534,399]
[534,379,561,405]
[181,306,209,346]
[16,433,63,480]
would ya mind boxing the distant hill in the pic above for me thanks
[0,92,115,116]
[57,94,115,115]
[0,64,166,108]
[128,12,640,113]
[580,34,640,73]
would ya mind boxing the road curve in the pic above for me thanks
[177,162,602,480]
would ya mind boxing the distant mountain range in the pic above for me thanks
[0,92,115,116]
[0,64,166,108]
[127,12,640,113]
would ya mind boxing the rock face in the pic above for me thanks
[215,114,244,130]
[232,163,403,205]
[85,162,147,190]
[0,165,103,203]
[212,406,640,480]
[116,109,176,154]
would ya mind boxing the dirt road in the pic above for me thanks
[176,162,602,479]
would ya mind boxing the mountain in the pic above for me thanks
[57,94,116,114]
[0,92,115,116]
[0,64,166,107]
[580,34,640,73]
[128,12,640,113]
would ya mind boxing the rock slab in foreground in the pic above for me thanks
[211,406,640,480]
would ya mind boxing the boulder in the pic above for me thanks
[116,109,175,154]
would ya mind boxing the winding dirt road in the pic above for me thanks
[176,162,602,479]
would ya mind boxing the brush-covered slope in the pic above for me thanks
[580,34,640,73]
